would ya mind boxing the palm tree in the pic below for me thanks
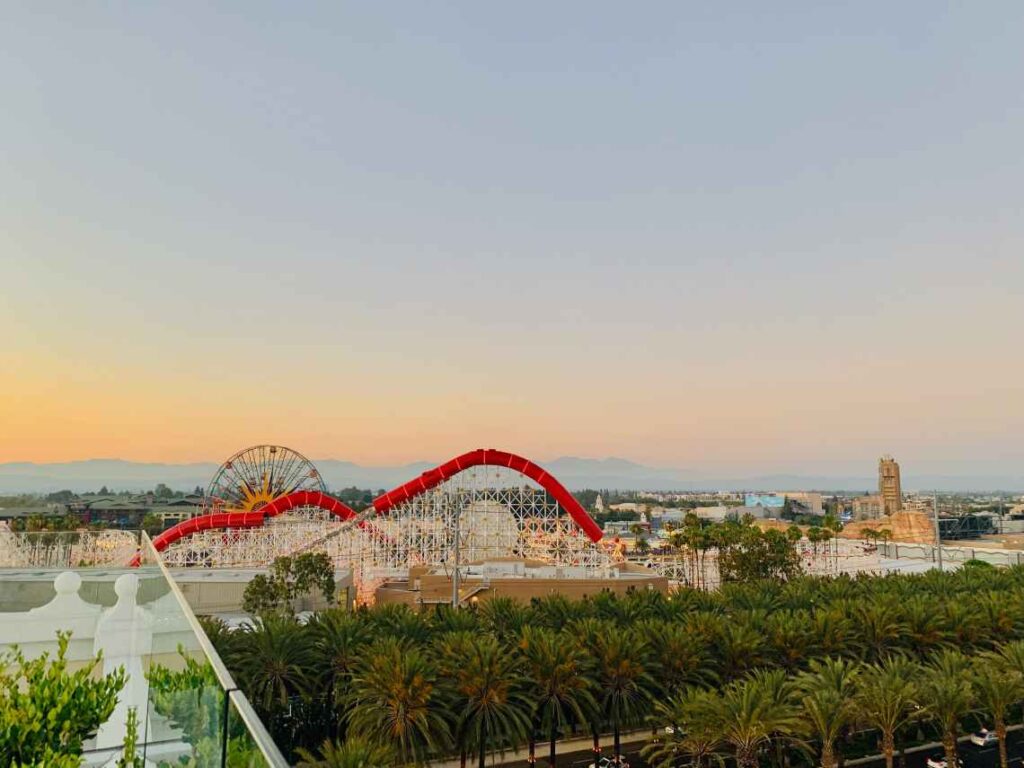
[919,649,975,768]
[992,638,1024,687]
[440,633,532,768]
[233,615,316,713]
[365,602,432,645]
[346,639,450,766]
[798,657,859,768]
[643,620,716,693]
[430,603,481,634]
[198,615,242,667]
[295,737,394,767]
[903,597,951,659]
[642,687,720,768]
[853,600,909,662]
[855,655,920,768]
[634,536,652,557]
[714,621,766,681]
[531,594,586,630]
[976,592,1023,648]
[433,631,477,767]
[765,610,818,672]
[807,527,824,560]
[306,610,368,710]
[479,596,531,636]
[812,608,854,659]
[519,626,597,767]
[590,627,656,763]
[712,669,804,768]
[944,602,985,652]
[973,654,1023,768]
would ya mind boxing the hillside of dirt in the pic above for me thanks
[839,511,937,544]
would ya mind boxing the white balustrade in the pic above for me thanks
[1,570,200,765]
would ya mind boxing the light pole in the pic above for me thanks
[451,506,461,607]
[933,492,943,571]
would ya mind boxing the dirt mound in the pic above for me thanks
[839,511,936,544]
[754,519,800,533]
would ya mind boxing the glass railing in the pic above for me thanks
[0,531,288,767]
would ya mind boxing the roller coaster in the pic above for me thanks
[0,444,876,599]
[135,445,611,601]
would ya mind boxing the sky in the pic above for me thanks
[2,3,1023,478]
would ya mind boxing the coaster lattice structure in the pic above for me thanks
[0,526,139,568]
[156,452,611,599]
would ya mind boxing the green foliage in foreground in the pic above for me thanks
[0,631,125,768]
[296,737,394,767]
[115,707,144,768]
[146,649,269,768]
[207,563,1024,766]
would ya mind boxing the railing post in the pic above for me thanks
[221,688,234,768]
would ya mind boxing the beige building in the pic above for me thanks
[779,492,824,516]
[375,558,668,608]
[852,494,883,520]
[878,455,903,515]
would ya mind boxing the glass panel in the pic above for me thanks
[225,691,277,768]
[137,533,289,768]
[0,531,285,768]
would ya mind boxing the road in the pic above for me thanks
[875,732,1024,768]
[500,731,1024,768]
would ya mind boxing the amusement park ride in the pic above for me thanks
[132,445,612,600]
[0,444,867,599]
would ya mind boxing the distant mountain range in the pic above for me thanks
[0,457,1020,494]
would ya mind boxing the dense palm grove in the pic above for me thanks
[203,562,1024,768]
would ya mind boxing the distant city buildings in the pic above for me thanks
[0,492,202,529]
[745,493,785,510]
[745,491,824,516]
[781,492,824,516]
[879,455,903,515]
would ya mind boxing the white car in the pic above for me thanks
[588,758,630,768]
[926,756,964,768]
[970,729,999,747]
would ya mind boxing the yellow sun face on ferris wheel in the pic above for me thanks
[237,472,278,512]
[206,444,326,512]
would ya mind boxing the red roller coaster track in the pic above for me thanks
[131,449,602,566]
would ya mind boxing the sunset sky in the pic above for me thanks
[3,4,1023,476]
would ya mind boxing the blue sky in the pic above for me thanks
[3,3,1023,475]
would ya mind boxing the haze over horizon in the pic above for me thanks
[4,4,1023,474]
[1,453,1021,495]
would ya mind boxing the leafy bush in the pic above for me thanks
[0,631,125,766]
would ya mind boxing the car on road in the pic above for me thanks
[926,755,964,768]
[588,758,630,768]
[970,729,999,747]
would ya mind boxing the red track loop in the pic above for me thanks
[130,449,601,567]
[129,510,268,566]
[372,449,603,542]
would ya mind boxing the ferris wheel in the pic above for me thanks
[206,445,326,511]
